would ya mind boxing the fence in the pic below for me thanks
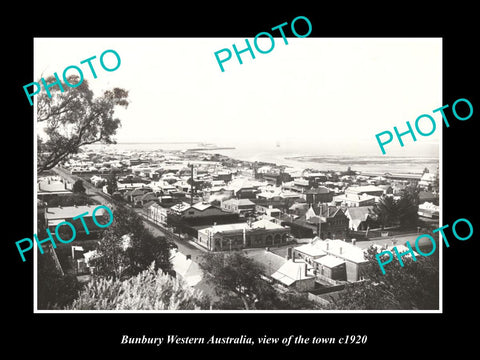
[307,293,332,307]
[310,283,346,295]
[314,273,345,286]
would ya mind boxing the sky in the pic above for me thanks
[34,37,442,157]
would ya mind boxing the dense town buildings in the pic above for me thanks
[39,145,439,307]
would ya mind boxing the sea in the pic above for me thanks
[84,141,439,175]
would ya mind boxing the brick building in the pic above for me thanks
[196,219,290,251]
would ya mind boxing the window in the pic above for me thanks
[188,211,195,215]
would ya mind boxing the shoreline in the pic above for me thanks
[81,143,439,175]
[284,155,438,174]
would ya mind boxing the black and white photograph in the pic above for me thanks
[6,5,478,356]
[33,37,442,313]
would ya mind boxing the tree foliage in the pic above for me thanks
[373,187,419,229]
[43,193,96,207]
[106,171,119,195]
[65,263,208,310]
[37,75,129,173]
[432,166,439,194]
[328,246,439,310]
[199,252,265,310]
[91,206,172,280]
[72,179,86,194]
[397,185,419,228]
[199,251,320,310]
[373,195,398,229]
[37,247,81,309]
[36,211,82,309]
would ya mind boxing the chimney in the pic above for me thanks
[292,250,296,262]
[186,254,191,260]
[304,263,308,277]
[286,247,292,260]
[352,238,356,246]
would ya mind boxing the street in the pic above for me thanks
[51,167,207,261]
[141,220,207,262]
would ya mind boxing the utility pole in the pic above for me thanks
[190,163,194,206]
